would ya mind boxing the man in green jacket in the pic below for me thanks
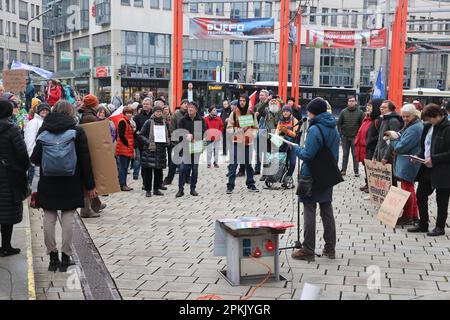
[337,96,365,176]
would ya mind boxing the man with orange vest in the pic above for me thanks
[116,106,135,191]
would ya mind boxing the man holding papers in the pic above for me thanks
[226,94,259,194]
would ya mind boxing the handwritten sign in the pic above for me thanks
[364,159,392,206]
[2,70,28,93]
[377,186,411,228]
[238,115,255,127]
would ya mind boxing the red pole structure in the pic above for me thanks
[282,0,290,101]
[396,0,409,110]
[388,6,400,104]
[278,0,287,100]
[172,0,183,112]
[291,10,302,105]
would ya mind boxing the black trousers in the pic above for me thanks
[142,168,163,191]
[1,224,14,249]
[417,168,450,230]
[165,146,177,182]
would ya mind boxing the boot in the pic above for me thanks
[0,247,21,257]
[91,197,102,213]
[60,252,75,272]
[48,251,61,272]
[153,190,164,196]
[145,191,152,197]
[80,197,99,218]
[322,246,336,259]
[176,189,184,198]
[291,248,315,261]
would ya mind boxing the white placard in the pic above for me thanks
[154,125,166,143]
[300,283,321,300]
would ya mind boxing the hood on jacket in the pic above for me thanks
[79,106,97,116]
[0,120,13,135]
[150,113,164,123]
[40,112,77,133]
[310,111,337,128]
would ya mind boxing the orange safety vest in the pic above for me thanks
[116,117,134,158]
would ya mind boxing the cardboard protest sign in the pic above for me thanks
[377,186,411,228]
[80,121,120,196]
[2,70,28,93]
[364,159,392,206]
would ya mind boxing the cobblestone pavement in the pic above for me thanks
[76,154,449,301]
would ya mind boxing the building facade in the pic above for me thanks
[0,0,48,81]
[42,0,450,105]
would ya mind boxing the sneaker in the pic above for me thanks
[153,190,164,196]
[291,248,315,261]
[145,191,152,197]
[121,185,133,191]
[80,211,100,218]
[226,188,233,194]
[207,164,211,168]
[427,228,445,237]
[248,185,260,193]
[175,190,184,198]
[214,163,219,168]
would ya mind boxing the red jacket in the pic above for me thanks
[355,113,372,163]
[46,86,62,107]
[204,115,224,142]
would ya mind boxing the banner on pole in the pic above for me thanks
[11,60,54,79]
[189,17,274,40]
[306,28,387,49]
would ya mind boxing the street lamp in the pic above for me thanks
[25,1,61,64]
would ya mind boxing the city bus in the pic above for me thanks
[403,88,450,106]
[206,81,356,115]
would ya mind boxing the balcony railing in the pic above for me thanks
[95,0,111,26]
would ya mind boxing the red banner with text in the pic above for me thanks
[306,28,387,49]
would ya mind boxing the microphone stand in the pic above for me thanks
[279,118,307,251]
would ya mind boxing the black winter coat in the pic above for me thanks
[0,120,29,225]
[416,117,450,188]
[365,117,380,160]
[138,116,168,170]
[30,113,96,210]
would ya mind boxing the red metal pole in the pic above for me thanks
[396,0,409,110]
[291,11,302,105]
[278,0,287,100]
[172,0,183,111]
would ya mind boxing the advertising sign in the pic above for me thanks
[307,28,387,49]
[190,17,274,40]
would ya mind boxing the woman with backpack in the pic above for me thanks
[30,100,97,272]
[0,99,30,257]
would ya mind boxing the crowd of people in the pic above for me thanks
[0,79,450,270]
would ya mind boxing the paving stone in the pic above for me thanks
[160,282,208,293]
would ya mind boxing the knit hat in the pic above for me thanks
[0,99,13,119]
[153,105,163,112]
[37,103,51,115]
[307,97,328,115]
[32,98,41,109]
[282,105,292,113]
[83,94,99,108]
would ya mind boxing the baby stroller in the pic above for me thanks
[264,152,294,190]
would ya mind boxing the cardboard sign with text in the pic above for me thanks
[364,159,392,206]
[2,70,28,93]
[377,186,411,228]
[80,121,120,196]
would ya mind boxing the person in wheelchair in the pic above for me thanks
[275,106,300,188]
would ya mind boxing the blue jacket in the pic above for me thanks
[293,112,340,203]
[391,119,423,183]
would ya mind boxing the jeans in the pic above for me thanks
[302,201,336,253]
[286,147,297,177]
[31,165,40,193]
[417,168,450,230]
[207,140,221,165]
[43,210,76,256]
[178,154,200,191]
[227,144,255,190]
[341,136,358,174]
[133,147,141,178]
[142,168,163,191]
[254,135,262,173]
[118,155,131,187]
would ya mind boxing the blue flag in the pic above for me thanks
[11,60,54,79]
[372,65,385,99]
